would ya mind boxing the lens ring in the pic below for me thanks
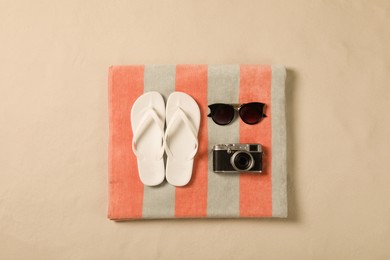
[230,151,254,172]
[211,104,235,125]
[239,103,263,125]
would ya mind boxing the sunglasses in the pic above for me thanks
[208,102,267,125]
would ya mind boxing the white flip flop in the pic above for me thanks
[164,92,200,186]
[131,91,165,186]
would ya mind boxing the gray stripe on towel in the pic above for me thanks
[207,65,240,217]
[271,66,288,217]
[142,65,176,218]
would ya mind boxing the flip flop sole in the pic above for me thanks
[131,91,165,186]
[165,92,200,186]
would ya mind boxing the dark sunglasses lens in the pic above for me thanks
[239,104,262,124]
[212,105,234,125]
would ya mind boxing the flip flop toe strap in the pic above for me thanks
[132,108,165,160]
[164,107,198,160]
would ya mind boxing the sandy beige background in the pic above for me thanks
[1,0,390,259]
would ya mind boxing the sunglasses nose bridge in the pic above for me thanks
[231,104,241,110]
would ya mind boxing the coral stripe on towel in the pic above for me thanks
[108,66,145,219]
[239,65,272,217]
[174,64,208,217]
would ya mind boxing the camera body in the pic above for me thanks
[212,144,263,173]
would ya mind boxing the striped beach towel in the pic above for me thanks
[108,64,287,220]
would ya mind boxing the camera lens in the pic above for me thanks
[231,151,254,171]
[236,154,249,168]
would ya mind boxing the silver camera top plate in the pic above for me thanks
[212,143,262,153]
